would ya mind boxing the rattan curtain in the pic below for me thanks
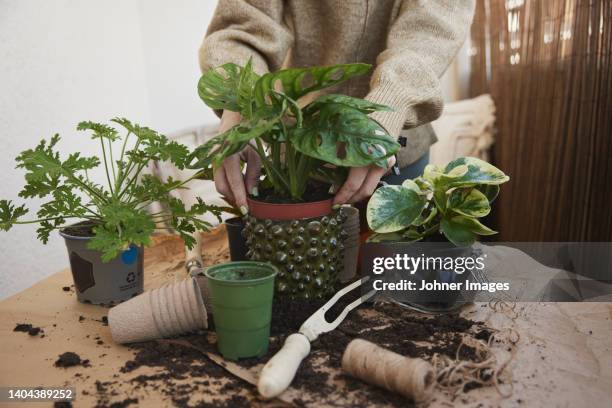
[469,0,612,241]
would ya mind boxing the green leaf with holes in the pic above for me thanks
[303,94,392,115]
[198,61,260,116]
[290,102,399,168]
[253,63,371,107]
[367,185,427,233]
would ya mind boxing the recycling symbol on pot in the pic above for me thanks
[126,272,136,283]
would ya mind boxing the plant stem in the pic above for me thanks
[254,139,290,193]
[108,139,117,188]
[78,203,101,218]
[117,162,147,200]
[64,171,107,204]
[285,142,298,198]
[13,215,96,225]
[119,130,131,162]
[99,138,114,195]
[115,137,141,194]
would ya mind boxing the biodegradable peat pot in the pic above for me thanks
[205,261,278,360]
[365,240,477,313]
[59,227,143,305]
[108,278,207,344]
[224,216,249,261]
[243,197,346,299]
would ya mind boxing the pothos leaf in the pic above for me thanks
[440,214,496,246]
[367,185,427,233]
[440,217,476,247]
[454,215,497,235]
[290,102,399,168]
[447,188,491,218]
[442,157,510,187]
[412,205,438,227]
[476,184,500,203]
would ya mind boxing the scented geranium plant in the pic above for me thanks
[186,60,400,201]
[0,118,227,261]
[367,157,509,246]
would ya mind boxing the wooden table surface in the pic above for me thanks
[1,229,612,407]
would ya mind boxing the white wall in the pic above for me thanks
[0,0,219,299]
[137,0,218,133]
[0,0,468,300]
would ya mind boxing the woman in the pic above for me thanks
[199,0,474,213]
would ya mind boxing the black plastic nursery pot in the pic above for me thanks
[243,197,347,299]
[59,226,144,305]
[224,216,249,261]
[363,240,478,313]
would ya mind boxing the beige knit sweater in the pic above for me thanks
[199,0,475,168]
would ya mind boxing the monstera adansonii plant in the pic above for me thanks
[366,157,509,247]
[186,60,400,201]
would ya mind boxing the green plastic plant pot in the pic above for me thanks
[205,261,278,360]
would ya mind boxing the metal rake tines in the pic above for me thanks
[301,277,375,333]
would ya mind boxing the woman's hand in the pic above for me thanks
[332,155,396,205]
[213,111,261,214]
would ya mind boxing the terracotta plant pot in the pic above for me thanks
[60,228,144,305]
[243,197,346,299]
[247,197,333,221]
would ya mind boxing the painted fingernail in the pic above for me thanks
[332,204,341,210]
[240,205,249,215]
[251,186,259,197]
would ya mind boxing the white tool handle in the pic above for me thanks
[258,333,311,398]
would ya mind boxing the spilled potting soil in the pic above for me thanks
[67,296,501,407]
[14,322,44,337]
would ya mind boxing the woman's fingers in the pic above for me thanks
[339,156,396,204]
[244,147,262,196]
[223,154,248,213]
[213,165,235,204]
[347,165,387,204]
[333,166,369,205]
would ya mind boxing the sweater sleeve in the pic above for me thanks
[199,0,294,76]
[366,0,475,138]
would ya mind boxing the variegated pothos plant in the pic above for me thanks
[366,157,509,246]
